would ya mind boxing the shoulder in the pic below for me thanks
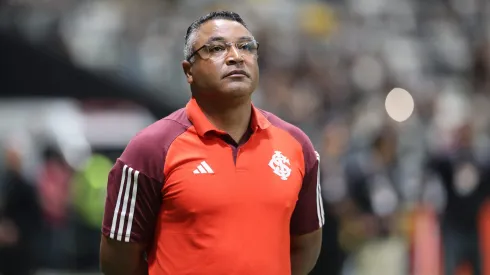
[260,109,314,150]
[119,108,191,180]
[259,109,317,165]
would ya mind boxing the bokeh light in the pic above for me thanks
[385,88,415,122]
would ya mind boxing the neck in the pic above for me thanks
[194,95,252,142]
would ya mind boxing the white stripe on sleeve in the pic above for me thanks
[315,151,325,227]
[125,170,139,242]
[117,167,134,241]
[110,164,128,239]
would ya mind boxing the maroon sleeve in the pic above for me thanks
[265,111,325,235]
[290,147,324,235]
[102,158,162,243]
[101,111,191,243]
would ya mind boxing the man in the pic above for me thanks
[100,11,324,275]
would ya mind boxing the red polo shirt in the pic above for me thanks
[102,98,324,275]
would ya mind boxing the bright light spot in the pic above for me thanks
[385,88,414,122]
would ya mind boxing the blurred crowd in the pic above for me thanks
[1,0,490,274]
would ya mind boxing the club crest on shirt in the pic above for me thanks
[269,151,291,180]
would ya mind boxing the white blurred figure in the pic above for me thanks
[59,1,125,71]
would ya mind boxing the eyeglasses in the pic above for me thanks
[187,40,259,62]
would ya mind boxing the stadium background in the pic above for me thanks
[0,0,490,274]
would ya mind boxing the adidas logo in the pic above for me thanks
[193,161,214,174]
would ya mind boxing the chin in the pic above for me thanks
[221,83,254,97]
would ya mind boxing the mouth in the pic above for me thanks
[223,70,249,78]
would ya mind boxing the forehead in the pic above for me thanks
[195,19,251,44]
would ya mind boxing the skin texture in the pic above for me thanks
[291,230,323,275]
[100,237,148,275]
[182,19,259,101]
[100,18,322,275]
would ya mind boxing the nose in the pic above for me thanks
[225,46,244,65]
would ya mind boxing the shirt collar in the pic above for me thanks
[185,97,271,137]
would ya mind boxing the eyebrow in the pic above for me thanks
[205,36,254,43]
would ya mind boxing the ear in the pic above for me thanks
[182,60,193,84]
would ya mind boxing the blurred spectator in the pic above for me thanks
[426,122,490,275]
[0,140,42,275]
[340,125,408,274]
[38,148,72,228]
[37,147,75,270]
[345,126,400,231]
[311,121,351,275]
